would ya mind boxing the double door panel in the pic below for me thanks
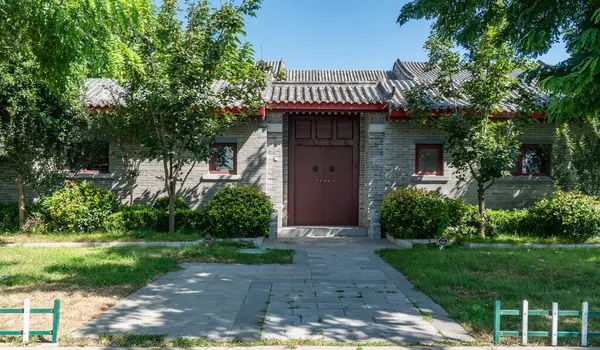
[290,116,359,226]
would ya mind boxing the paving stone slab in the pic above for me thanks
[74,237,473,343]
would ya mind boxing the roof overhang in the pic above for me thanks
[268,102,388,113]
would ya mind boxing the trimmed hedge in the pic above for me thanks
[527,190,600,240]
[380,187,478,239]
[381,187,600,242]
[1,184,273,237]
[202,184,272,238]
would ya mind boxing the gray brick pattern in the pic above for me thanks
[382,121,557,209]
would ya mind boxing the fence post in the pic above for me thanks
[51,299,60,344]
[582,301,589,347]
[494,300,501,344]
[522,300,528,345]
[551,302,559,346]
[22,298,30,343]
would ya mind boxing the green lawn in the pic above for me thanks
[377,245,600,345]
[456,234,600,245]
[0,242,294,289]
[0,229,205,244]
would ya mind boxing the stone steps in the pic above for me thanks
[279,226,368,238]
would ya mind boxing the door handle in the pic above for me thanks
[312,165,319,172]
[329,165,335,172]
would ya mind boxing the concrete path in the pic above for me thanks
[73,237,472,343]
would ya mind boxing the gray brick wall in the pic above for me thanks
[107,119,268,209]
[381,120,556,209]
[0,111,559,227]
[266,112,284,227]
[0,120,267,208]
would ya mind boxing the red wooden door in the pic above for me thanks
[289,115,359,226]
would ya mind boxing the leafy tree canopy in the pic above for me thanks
[398,0,598,121]
[405,30,533,238]
[111,0,270,232]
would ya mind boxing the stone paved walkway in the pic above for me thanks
[73,238,472,343]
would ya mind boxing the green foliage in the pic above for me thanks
[0,203,22,233]
[528,190,600,241]
[106,205,204,233]
[106,205,162,232]
[42,181,119,232]
[404,32,533,237]
[0,203,43,233]
[398,0,599,122]
[380,187,478,239]
[381,187,600,241]
[484,209,531,237]
[552,119,600,197]
[202,184,272,238]
[152,197,189,211]
[111,0,271,232]
[0,0,154,88]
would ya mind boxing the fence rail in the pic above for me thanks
[0,299,60,343]
[495,300,600,346]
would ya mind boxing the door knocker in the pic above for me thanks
[329,165,335,172]
[312,165,319,172]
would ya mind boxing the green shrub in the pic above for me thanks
[484,209,531,237]
[152,196,189,211]
[106,205,162,231]
[175,209,205,232]
[0,203,20,233]
[202,184,272,238]
[0,202,44,234]
[106,205,205,233]
[42,181,119,232]
[381,187,477,239]
[527,190,600,241]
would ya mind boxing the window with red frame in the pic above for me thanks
[415,144,443,175]
[511,144,551,176]
[210,143,237,174]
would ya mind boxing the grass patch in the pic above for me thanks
[0,242,293,345]
[0,242,293,288]
[0,229,206,243]
[377,245,600,345]
[456,234,600,245]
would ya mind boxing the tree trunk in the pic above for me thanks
[477,187,486,239]
[17,173,25,230]
[168,181,176,233]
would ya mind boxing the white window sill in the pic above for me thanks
[68,172,114,179]
[202,174,241,182]
[411,175,450,183]
[496,175,553,183]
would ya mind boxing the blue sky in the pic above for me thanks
[179,0,569,70]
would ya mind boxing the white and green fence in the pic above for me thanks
[0,299,60,343]
[495,300,600,346]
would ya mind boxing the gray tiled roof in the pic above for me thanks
[85,59,546,111]
[284,70,394,83]
[85,78,123,108]
[264,83,385,104]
